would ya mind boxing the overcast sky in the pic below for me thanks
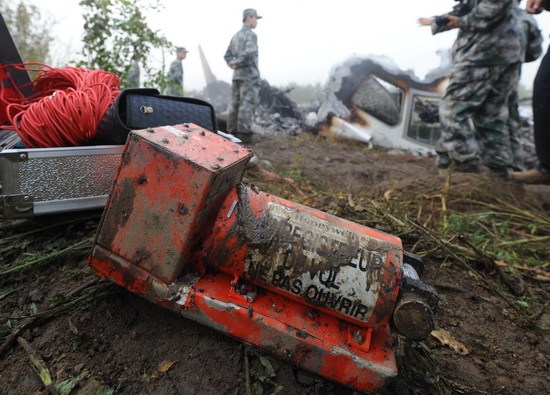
[31,0,550,91]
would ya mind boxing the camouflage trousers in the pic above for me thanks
[228,78,260,135]
[437,63,521,171]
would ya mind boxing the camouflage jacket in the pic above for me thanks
[454,0,522,66]
[514,7,543,63]
[167,58,183,88]
[224,24,259,81]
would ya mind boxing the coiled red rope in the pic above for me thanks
[0,64,120,148]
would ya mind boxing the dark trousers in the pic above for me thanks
[533,45,550,169]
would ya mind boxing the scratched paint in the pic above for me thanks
[241,202,399,324]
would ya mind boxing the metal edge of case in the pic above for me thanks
[0,145,124,219]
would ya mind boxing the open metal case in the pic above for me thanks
[0,12,124,219]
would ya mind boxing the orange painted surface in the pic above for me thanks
[88,249,397,391]
[89,125,402,392]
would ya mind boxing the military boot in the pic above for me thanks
[510,166,550,184]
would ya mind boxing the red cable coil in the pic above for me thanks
[1,64,120,148]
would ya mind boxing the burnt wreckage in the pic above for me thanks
[314,55,449,155]
[313,54,537,166]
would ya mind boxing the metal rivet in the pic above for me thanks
[140,106,154,114]
[233,149,239,154]
[210,164,221,170]
[161,138,170,144]
[352,330,364,345]
[147,127,155,133]
[23,195,30,201]
[216,156,224,161]
[183,123,190,128]
[20,153,27,159]
[200,131,206,136]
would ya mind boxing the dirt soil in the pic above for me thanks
[1,132,549,395]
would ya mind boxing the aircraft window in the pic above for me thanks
[408,96,441,146]
[349,76,403,126]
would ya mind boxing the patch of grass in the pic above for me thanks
[249,161,549,327]
[287,153,303,181]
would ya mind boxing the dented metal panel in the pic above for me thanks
[200,186,403,329]
[317,56,449,155]
[95,124,252,283]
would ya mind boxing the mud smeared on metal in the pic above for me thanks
[231,185,401,324]
[97,175,135,246]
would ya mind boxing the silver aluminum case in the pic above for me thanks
[0,145,123,219]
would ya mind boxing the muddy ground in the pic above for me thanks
[0,132,548,394]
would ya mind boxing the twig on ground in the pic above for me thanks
[0,279,110,358]
[0,238,92,277]
[244,346,251,395]
[17,336,58,394]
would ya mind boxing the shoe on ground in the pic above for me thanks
[487,166,512,180]
[437,160,481,173]
[510,166,550,184]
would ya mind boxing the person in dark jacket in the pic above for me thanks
[511,0,550,183]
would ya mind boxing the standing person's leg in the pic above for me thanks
[507,82,526,170]
[533,47,550,169]
[511,47,550,183]
[228,80,242,135]
[236,79,259,143]
[472,63,519,175]
[436,66,487,171]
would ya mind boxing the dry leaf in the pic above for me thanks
[258,355,276,378]
[68,319,79,335]
[150,360,177,380]
[431,329,469,355]
[158,360,177,373]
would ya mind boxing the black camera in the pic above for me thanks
[434,0,471,27]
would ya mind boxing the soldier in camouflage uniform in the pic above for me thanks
[224,8,262,144]
[165,47,188,97]
[433,0,523,176]
[507,2,542,170]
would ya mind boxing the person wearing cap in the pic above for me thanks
[224,8,262,143]
[165,46,189,96]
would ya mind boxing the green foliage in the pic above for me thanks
[443,209,550,267]
[78,0,172,89]
[0,0,53,66]
[288,153,303,181]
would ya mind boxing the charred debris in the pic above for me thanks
[197,49,457,156]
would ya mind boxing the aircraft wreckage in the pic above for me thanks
[198,48,451,156]
[313,55,450,156]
